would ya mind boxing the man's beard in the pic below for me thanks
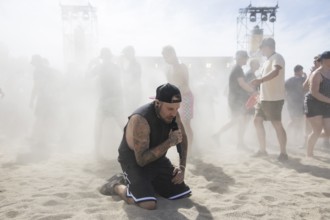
[155,105,172,124]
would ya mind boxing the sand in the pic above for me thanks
[1,142,330,220]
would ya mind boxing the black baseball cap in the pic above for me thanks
[155,83,181,103]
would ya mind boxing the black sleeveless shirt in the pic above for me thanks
[306,74,330,102]
[118,102,172,165]
[319,74,330,98]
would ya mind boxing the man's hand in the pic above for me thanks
[172,166,185,184]
[250,78,262,87]
[168,129,182,146]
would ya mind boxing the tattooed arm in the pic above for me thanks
[126,114,182,167]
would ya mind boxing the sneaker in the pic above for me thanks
[278,153,289,162]
[99,173,126,196]
[252,150,268,157]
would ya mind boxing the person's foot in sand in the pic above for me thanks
[278,153,289,162]
[252,150,268,157]
[306,152,314,158]
[99,173,126,196]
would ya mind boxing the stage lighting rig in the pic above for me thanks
[239,4,278,23]
[269,11,276,22]
[237,3,279,56]
[250,12,257,22]
[261,11,268,21]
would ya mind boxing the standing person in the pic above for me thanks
[302,55,330,149]
[251,38,288,161]
[87,48,125,160]
[99,83,191,210]
[304,51,330,157]
[285,65,306,146]
[213,51,256,148]
[161,46,194,147]
[120,46,143,114]
[29,55,61,154]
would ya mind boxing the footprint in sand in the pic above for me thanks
[32,194,46,198]
[36,214,73,220]
[322,192,330,197]
[255,177,270,183]
[76,191,100,199]
[6,210,19,218]
[262,195,276,202]
[304,191,322,197]
[53,192,69,198]
[236,194,249,201]
[84,207,107,214]
[43,200,61,206]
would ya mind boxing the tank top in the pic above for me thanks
[118,102,172,165]
[319,74,330,98]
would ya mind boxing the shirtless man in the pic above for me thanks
[161,46,194,146]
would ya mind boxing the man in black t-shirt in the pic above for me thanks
[285,64,306,145]
[213,51,256,148]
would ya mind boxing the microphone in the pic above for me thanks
[171,117,182,159]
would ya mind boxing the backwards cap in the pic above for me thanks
[155,83,181,103]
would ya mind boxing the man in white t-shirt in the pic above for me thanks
[251,38,288,161]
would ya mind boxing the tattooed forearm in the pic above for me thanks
[130,115,172,167]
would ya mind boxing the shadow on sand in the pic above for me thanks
[189,157,235,194]
[123,197,214,220]
[268,156,330,180]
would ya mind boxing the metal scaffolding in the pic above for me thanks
[60,0,98,66]
[237,3,278,56]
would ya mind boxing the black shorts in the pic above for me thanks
[120,157,191,203]
[255,100,284,121]
[304,95,330,118]
[229,99,246,116]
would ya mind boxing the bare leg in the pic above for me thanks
[271,121,287,154]
[114,185,156,210]
[322,118,330,149]
[254,116,266,152]
[183,120,193,146]
[214,118,237,136]
[306,116,323,157]
[304,116,311,148]
[237,115,249,147]
[212,117,237,147]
